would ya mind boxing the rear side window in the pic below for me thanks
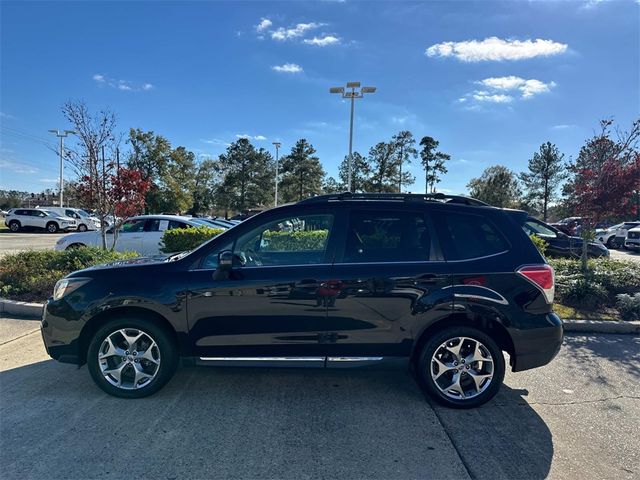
[343,210,436,263]
[438,212,508,261]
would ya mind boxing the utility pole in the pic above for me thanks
[273,142,281,206]
[330,82,376,192]
[48,129,76,207]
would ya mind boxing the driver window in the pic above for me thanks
[121,219,145,233]
[234,214,333,267]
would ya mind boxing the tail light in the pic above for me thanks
[517,264,554,304]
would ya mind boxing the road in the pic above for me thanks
[0,317,638,480]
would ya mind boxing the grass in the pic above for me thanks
[554,303,618,321]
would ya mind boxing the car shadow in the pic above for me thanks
[0,360,553,479]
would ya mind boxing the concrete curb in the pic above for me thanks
[1,298,638,334]
[0,299,44,319]
[562,319,640,335]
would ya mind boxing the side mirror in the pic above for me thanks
[218,250,234,271]
[213,250,238,280]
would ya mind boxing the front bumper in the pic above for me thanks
[510,312,564,372]
[41,299,83,364]
[624,238,640,250]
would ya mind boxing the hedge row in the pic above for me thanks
[0,248,138,302]
[160,227,225,254]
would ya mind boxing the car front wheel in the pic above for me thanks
[87,318,178,398]
[46,222,59,233]
[418,326,505,408]
[78,224,88,232]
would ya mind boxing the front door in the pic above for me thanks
[325,208,452,359]
[187,211,339,360]
[115,218,145,253]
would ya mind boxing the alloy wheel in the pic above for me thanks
[98,328,161,390]
[430,336,494,400]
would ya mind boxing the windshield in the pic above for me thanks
[76,210,90,217]
[525,220,557,238]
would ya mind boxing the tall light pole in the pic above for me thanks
[273,141,281,206]
[48,129,76,207]
[330,81,376,192]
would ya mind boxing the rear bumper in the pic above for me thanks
[511,312,564,372]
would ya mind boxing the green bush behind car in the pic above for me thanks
[0,248,138,302]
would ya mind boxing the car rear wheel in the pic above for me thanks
[46,222,59,233]
[8,220,20,232]
[65,243,85,250]
[87,318,178,398]
[78,224,87,232]
[606,237,618,249]
[417,326,505,408]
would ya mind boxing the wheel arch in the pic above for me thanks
[78,306,179,365]
[411,312,515,366]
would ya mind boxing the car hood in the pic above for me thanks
[69,254,172,276]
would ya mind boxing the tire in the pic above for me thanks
[65,243,85,250]
[606,237,618,249]
[87,317,178,398]
[78,224,88,232]
[46,222,59,233]
[8,220,20,232]
[417,326,505,409]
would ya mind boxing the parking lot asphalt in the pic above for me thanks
[0,318,638,480]
[0,231,67,256]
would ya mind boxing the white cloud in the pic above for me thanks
[0,159,38,174]
[201,138,231,146]
[272,63,303,73]
[472,92,513,103]
[236,134,267,141]
[303,35,340,46]
[476,76,555,99]
[255,18,272,32]
[426,37,568,62]
[271,22,321,41]
[92,74,154,92]
[552,124,575,130]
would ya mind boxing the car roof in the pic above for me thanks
[127,214,199,222]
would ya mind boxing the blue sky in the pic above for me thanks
[1,0,638,195]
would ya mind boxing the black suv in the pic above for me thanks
[42,193,563,408]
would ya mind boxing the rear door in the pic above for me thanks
[326,207,452,359]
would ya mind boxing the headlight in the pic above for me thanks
[53,278,91,301]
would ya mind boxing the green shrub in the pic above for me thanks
[0,248,138,302]
[529,235,548,256]
[616,293,640,321]
[559,278,609,310]
[549,257,640,299]
[262,230,328,251]
[160,226,225,254]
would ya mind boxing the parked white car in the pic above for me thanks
[4,208,77,233]
[37,207,100,232]
[624,226,640,251]
[54,215,222,255]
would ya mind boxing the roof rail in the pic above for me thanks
[298,192,488,206]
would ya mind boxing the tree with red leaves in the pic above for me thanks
[571,119,640,271]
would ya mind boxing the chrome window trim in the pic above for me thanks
[444,250,509,263]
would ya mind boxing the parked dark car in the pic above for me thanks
[524,217,609,258]
[41,193,563,408]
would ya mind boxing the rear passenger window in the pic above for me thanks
[343,211,436,263]
[438,213,508,261]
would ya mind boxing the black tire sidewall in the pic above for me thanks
[418,326,505,409]
[9,221,20,232]
[46,222,58,233]
[87,317,178,398]
[78,224,87,232]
